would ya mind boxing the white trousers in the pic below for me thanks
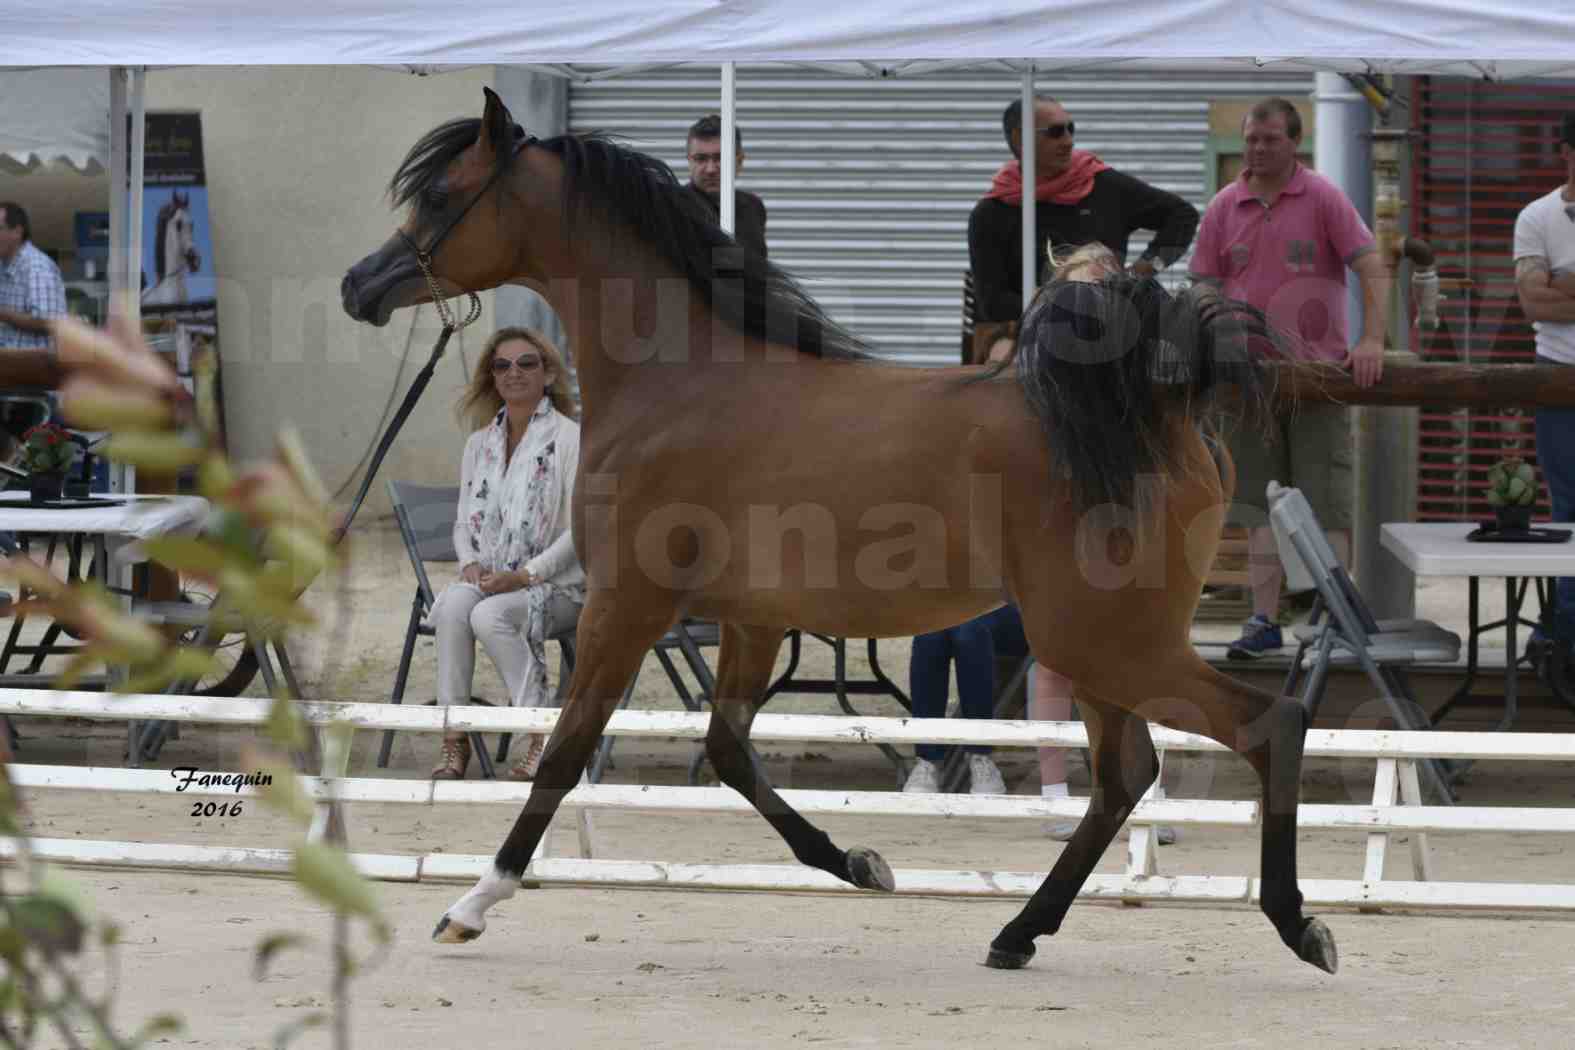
[430,582,581,708]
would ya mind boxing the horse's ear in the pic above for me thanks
[480,87,515,158]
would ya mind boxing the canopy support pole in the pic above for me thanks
[106,66,147,495]
[720,61,736,235]
[1020,66,1036,318]
[128,66,146,339]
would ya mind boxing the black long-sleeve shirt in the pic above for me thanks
[967,168,1199,323]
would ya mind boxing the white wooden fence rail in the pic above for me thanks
[2,689,1573,912]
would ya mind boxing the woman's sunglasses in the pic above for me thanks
[1036,122,1076,140]
[492,355,543,374]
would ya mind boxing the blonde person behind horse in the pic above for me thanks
[430,327,584,781]
[1004,244,1176,843]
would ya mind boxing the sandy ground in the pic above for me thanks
[6,521,1575,1048]
[44,867,1575,1050]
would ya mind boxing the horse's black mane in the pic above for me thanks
[390,118,874,361]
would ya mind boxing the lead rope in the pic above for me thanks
[333,259,483,544]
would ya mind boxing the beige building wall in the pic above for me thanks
[143,66,498,516]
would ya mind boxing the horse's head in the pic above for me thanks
[342,87,531,327]
[154,192,199,282]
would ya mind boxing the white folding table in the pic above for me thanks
[0,492,210,756]
[1381,521,1575,731]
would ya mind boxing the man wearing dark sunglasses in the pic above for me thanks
[961,95,1195,845]
[1514,112,1575,650]
[685,113,768,259]
[967,94,1199,364]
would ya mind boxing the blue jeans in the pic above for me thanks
[1536,404,1575,636]
[908,604,1026,762]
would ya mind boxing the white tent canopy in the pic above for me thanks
[3,3,1571,336]
[0,69,108,167]
[2,0,1575,75]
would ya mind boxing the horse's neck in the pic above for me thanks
[541,235,718,415]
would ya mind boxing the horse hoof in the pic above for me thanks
[845,847,895,892]
[984,943,1036,970]
[1298,918,1338,974]
[432,915,482,945]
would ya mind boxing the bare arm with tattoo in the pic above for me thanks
[1516,256,1575,324]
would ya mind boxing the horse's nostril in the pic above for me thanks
[340,273,361,316]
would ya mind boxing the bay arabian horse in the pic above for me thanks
[341,88,1335,975]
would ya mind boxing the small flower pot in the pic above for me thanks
[28,472,67,503]
[1493,505,1534,533]
[28,472,66,505]
[28,472,67,504]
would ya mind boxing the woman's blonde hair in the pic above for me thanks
[458,327,578,431]
[988,243,1124,366]
[1047,241,1119,283]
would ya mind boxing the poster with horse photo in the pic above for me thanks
[139,112,219,372]
[138,110,225,461]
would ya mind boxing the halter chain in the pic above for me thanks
[413,250,483,331]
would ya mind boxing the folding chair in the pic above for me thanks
[374,480,577,779]
[1266,481,1459,803]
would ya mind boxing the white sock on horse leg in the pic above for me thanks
[446,866,519,931]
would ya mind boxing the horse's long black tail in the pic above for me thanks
[1014,274,1279,516]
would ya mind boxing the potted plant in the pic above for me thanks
[1486,456,1537,532]
[20,422,77,504]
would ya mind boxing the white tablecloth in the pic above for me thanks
[0,492,210,564]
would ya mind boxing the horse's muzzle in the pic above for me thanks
[340,270,388,327]
[342,243,423,327]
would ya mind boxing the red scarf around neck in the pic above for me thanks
[986,150,1110,206]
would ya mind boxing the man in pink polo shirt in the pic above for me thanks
[1189,97,1390,659]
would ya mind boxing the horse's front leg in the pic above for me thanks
[987,696,1153,968]
[703,623,894,891]
[433,597,671,944]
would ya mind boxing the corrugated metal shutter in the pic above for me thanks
[1412,76,1574,521]
[569,66,1314,366]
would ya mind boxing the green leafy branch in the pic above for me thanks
[1,311,389,1049]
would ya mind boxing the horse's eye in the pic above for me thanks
[424,187,449,211]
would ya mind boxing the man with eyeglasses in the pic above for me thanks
[967,94,1198,364]
[1514,112,1575,648]
[684,114,768,259]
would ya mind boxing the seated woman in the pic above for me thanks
[430,327,583,781]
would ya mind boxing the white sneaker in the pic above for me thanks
[967,754,1006,795]
[1043,819,1080,841]
[903,758,940,794]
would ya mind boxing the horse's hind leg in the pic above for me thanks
[1173,660,1334,972]
[986,696,1157,969]
[1243,680,1338,973]
[433,596,672,944]
[1077,655,1336,974]
[703,622,894,891]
